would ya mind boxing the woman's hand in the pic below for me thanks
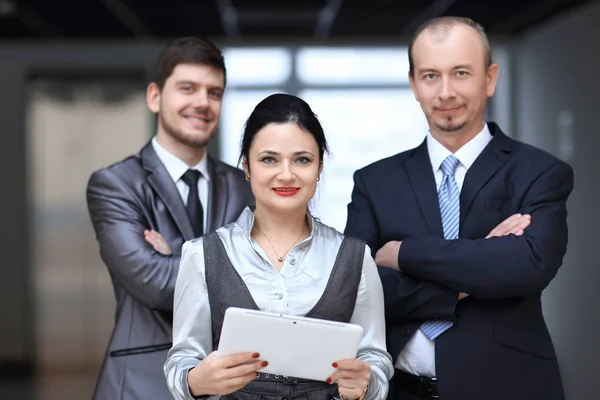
[327,359,370,399]
[188,351,267,396]
[144,229,172,255]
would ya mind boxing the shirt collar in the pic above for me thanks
[235,206,317,241]
[426,123,492,171]
[152,136,210,183]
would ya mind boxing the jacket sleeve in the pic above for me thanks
[345,169,459,323]
[350,246,394,400]
[87,168,181,311]
[165,241,213,400]
[399,161,574,298]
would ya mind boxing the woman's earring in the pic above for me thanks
[245,174,251,181]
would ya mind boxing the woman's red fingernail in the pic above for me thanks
[252,353,260,358]
[261,361,268,367]
[326,378,332,384]
[332,362,338,368]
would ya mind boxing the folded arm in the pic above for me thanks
[87,169,181,311]
[399,162,574,298]
[345,171,460,323]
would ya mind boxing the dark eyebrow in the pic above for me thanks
[174,80,224,91]
[294,151,315,157]
[257,150,315,157]
[257,150,279,156]
[417,68,438,75]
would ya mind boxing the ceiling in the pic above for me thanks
[0,0,594,41]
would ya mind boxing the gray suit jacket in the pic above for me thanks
[86,142,254,400]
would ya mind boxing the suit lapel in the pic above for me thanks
[206,157,228,233]
[459,124,514,227]
[405,140,444,237]
[139,142,195,241]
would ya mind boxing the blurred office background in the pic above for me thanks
[0,0,598,399]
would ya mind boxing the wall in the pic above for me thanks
[512,1,600,398]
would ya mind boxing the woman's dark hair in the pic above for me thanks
[239,93,329,168]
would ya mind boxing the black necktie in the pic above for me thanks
[181,169,204,237]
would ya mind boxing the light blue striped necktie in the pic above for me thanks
[420,154,460,340]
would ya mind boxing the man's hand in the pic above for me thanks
[144,229,173,255]
[460,214,530,300]
[486,213,531,239]
[455,214,529,300]
[375,241,402,270]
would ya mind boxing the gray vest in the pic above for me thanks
[203,231,365,400]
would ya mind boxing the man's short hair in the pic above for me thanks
[151,36,226,90]
[408,16,492,76]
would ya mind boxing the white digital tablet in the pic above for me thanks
[217,307,364,382]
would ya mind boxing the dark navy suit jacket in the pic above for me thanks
[345,123,573,400]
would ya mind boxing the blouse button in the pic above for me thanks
[290,259,296,265]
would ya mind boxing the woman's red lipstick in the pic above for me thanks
[272,186,300,196]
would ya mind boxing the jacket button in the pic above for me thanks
[400,328,411,336]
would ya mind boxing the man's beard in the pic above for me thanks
[435,117,467,133]
[159,113,216,148]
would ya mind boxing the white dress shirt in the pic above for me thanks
[395,123,493,377]
[165,207,394,400]
[152,137,209,231]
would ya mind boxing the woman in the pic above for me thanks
[157,93,393,399]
